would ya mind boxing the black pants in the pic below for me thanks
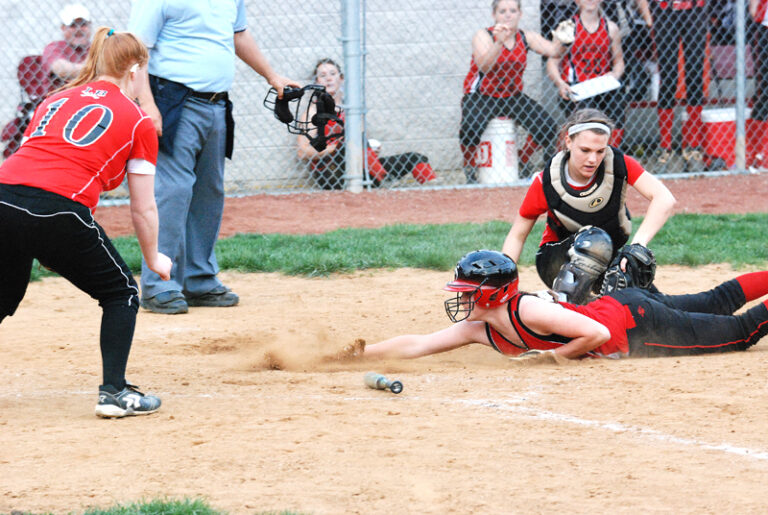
[313,148,429,190]
[612,282,768,357]
[652,6,707,109]
[459,93,557,150]
[0,184,139,389]
[752,23,768,121]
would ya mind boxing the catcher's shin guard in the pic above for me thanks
[552,226,613,304]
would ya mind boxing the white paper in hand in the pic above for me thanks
[569,74,621,102]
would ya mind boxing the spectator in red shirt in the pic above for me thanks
[546,0,628,148]
[42,3,92,92]
[460,0,574,183]
[501,108,675,303]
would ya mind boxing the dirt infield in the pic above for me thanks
[3,174,768,514]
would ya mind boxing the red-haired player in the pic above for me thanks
[0,27,171,418]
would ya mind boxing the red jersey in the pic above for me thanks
[463,29,528,98]
[518,153,645,246]
[560,15,613,84]
[752,0,768,22]
[653,0,705,10]
[0,80,157,210]
[486,293,632,358]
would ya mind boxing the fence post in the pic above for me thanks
[342,0,364,192]
[735,0,747,171]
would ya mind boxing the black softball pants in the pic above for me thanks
[611,281,768,357]
[752,22,768,121]
[652,6,708,109]
[460,93,557,150]
[0,184,139,389]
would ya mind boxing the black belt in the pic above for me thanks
[189,90,228,103]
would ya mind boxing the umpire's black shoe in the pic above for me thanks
[140,290,188,314]
[186,285,239,307]
[95,383,161,418]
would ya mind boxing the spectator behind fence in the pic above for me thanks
[649,0,708,172]
[546,0,628,149]
[129,0,299,315]
[42,3,92,92]
[460,0,574,183]
[297,58,438,190]
[0,27,171,417]
[501,108,675,304]
[748,0,768,170]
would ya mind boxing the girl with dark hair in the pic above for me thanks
[501,108,675,302]
[297,58,438,190]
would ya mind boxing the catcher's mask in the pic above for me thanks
[263,84,343,151]
[444,250,519,323]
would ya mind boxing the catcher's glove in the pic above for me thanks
[600,243,656,295]
[552,20,576,45]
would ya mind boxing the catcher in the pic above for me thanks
[502,108,676,304]
[362,250,768,361]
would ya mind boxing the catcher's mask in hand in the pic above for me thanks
[263,84,343,151]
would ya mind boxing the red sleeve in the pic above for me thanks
[129,116,159,165]
[624,154,646,185]
[517,172,549,219]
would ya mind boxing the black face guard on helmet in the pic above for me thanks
[263,84,343,151]
[444,280,485,323]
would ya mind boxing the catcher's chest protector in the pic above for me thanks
[542,147,631,248]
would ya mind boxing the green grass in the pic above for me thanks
[5,497,306,515]
[27,213,768,282]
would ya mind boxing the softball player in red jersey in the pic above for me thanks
[546,0,628,147]
[502,108,676,294]
[362,250,768,361]
[0,27,172,418]
[459,0,573,183]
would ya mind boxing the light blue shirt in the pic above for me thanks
[128,0,247,92]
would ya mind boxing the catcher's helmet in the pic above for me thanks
[444,250,519,322]
[263,84,343,151]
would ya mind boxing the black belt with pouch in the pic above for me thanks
[149,75,235,159]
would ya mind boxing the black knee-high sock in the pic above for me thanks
[99,299,138,389]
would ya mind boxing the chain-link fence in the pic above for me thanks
[0,0,760,198]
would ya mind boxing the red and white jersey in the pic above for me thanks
[753,0,768,24]
[560,15,613,84]
[486,293,631,358]
[518,153,645,246]
[653,0,705,10]
[463,29,528,98]
[0,80,157,210]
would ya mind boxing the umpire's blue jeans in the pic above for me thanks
[140,96,227,299]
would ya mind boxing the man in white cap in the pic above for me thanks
[41,3,92,90]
